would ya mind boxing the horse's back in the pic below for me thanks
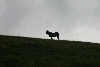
[55,32,59,35]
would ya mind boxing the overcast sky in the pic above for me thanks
[0,0,100,43]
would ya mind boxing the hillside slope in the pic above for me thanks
[0,35,100,67]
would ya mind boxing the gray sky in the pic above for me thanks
[0,0,100,43]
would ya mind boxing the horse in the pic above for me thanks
[46,30,59,40]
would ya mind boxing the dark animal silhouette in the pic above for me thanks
[46,30,59,40]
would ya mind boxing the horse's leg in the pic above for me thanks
[57,34,59,40]
[57,37,59,40]
[51,37,52,39]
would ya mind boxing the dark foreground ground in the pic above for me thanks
[0,35,100,67]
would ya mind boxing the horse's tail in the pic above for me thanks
[55,32,59,40]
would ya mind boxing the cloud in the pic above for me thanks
[0,0,32,34]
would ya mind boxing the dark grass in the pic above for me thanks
[0,35,100,67]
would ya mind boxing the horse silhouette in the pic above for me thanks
[46,30,59,40]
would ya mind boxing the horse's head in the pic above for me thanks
[46,30,49,34]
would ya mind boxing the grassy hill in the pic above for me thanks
[0,35,100,67]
